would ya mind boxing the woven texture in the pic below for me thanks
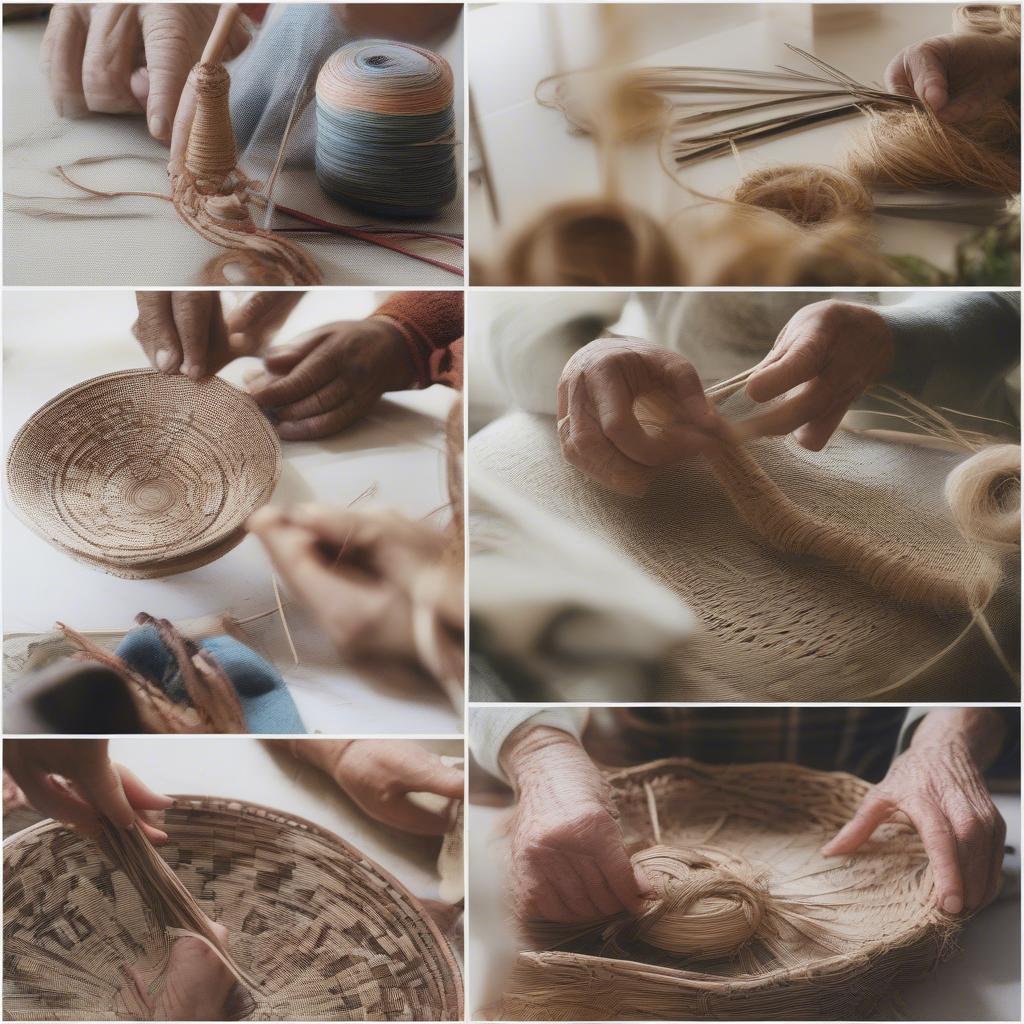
[3,796,463,1021]
[501,757,954,1020]
[6,370,281,578]
[469,407,1019,701]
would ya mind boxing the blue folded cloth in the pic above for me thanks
[116,625,305,734]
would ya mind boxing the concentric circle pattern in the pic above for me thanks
[6,371,281,578]
[3,797,463,1020]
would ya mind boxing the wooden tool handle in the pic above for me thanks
[201,3,241,65]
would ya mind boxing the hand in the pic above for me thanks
[133,291,300,379]
[557,337,718,497]
[503,726,650,923]
[4,739,172,842]
[822,709,1007,915]
[152,923,237,1021]
[244,319,415,440]
[885,32,1020,124]
[247,504,462,665]
[743,300,895,451]
[41,4,250,147]
[282,739,464,835]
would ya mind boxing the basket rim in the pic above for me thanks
[4,792,464,1019]
[5,369,282,568]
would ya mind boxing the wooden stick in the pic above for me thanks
[201,3,241,65]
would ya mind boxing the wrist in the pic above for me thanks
[366,315,419,391]
[910,708,1005,770]
[502,725,594,795]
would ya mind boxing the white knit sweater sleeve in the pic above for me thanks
[469,707,589,782]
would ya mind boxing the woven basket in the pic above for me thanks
[501,758,956,1020]
[6,371,281,578]
[3,796,463,1021]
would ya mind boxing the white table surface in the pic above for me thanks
[2,290,461,736]
[468,3,975,273]
[467,789,1021,1020]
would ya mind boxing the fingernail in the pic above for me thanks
[149,114,169,140]
[152,793,175,808]
[181,363,202,380]
[922,86,944,111]
[57,96,89,119]
[942,894,963,914]
[155,349,177,372]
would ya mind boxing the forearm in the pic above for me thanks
[469,708,587,782]
[265,738,354,778]
[908,708,1007,771]
[501,724,599,797]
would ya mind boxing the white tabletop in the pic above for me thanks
[2,290,461,735]
[467,790,1021,1020]
[469,3,974,274]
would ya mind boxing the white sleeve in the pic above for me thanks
[469,707,589,782]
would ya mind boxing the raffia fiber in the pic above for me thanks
[6,370,281,579]
[3,796,463,1021]
[499,758,957,1020]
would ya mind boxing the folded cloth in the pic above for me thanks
[116,626,305,734]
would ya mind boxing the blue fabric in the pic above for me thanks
[116,626,305,734]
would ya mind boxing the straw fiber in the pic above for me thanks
[501,758,956,1020]
[3,796,463,1021]
[6,370,281,578]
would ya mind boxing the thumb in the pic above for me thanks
[820,797,891,856]
[140,29,194,143]
[906,43,949,112]
[116,764,175,812]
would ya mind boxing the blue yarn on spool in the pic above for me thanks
[315,40,458,219]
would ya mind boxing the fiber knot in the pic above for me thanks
[627,846,766,958]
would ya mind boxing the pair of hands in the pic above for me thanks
[886,29,1020,124]
[247,504,462,671]
[504,710,1005,924]
[5,738,462,838]
[559,300,895,496]
[133,291,414,440]
[42,4,462,162]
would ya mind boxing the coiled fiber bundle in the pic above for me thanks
[6,370,281,578]
[733,165,874,226]
[315,41,458,217]
[954,4,1022,37]
[3,797,463,1020]
[502,758,956,1021]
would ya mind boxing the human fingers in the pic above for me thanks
[81,4,142,115]
[736,379,835,441]
[560,376,656,496]
[983,811,1007,907]
[945,796,1002,912]
[883,49,914,97]
[42,5,90,118]
[545,849,609,920]
[72,755,139,829]
[903,40,950,113]
[276,407,373,441]
[820,792,894,856]
[171,291,221,379]
[226,292,305,355]
[116,764,175,815]
[595,833,650,913]
[396,747,465,802]
[256,328,329,378]
[246,514,344,612]
[746,330,826,404]
[273,377,361,425]
[903,797,963,914]
[573,855,631,917]
[246,336,339,408]
[133,291,182,372]
[941,91,988,125]
[139,8,204,142]
[791,402,850,452]
[368,795,457,836]
[169,67,198,172]
[517,878,576,924]
[9,768,99,830]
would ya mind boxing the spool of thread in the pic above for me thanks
[314,40,458,218]
[945,444,1021,546]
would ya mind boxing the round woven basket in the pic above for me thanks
[501,758,955,1020]
[3,796,463,1021]
[5,371,281,578]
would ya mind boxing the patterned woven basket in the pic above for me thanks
[6,371,281,578]
[500,758,957,1020]
[4,796,463,1021]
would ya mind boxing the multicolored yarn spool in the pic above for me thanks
[314,40,458,218]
